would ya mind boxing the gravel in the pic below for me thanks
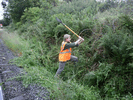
[0,39,50,100]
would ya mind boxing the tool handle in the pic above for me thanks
[64,25,79,38]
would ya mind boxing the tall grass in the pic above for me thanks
[22,66,101,100]
[0,29,29,56]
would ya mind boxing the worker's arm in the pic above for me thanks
[63,43,78,50]
[63,38,84,50]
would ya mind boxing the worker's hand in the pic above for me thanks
[75,36,84,45]
[78,36,82,39]
[81,38,84,41]
[79,36,84,41]
[75,39,80,45]
[77,36,84,44]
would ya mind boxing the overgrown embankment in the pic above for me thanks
[1,0,133,99]
[0,33,51,100]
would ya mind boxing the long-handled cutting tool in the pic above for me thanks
[56,17,80,38]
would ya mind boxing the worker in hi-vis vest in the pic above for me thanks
[55,34,84,77]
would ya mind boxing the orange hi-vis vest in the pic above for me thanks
[59,41,72,62]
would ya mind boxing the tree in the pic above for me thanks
[7,0,58,24]
[8,0,30,23]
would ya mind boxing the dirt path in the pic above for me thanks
[0,38,50,100]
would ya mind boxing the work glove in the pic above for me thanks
[79,36,84,41]
[75,36,84,45]
[75,39,80,45]
[78,36,84,44]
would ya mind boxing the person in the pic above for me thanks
[0,24,3,28]
[55,34,84,77]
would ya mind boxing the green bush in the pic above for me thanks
[21,7,43,24]
[119,15,133,32]
[20,66,101,100]
[51,0,96,15]
[100,31,133,66]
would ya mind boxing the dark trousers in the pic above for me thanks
[55,55,78,77]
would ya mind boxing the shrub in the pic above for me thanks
[21,7,43,24]
[100,30,133,66]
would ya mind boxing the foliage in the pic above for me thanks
[21,66,101,100]
[100,30,133,66]
[0,29,29,56]
[8,0,57,24]
[43,0,98,39]
[2,0,133,99]
[0,20,4,25]
[20,7,43,24]
[2,6,12,26]
[98,1,118,12]
[51,0,97,15]
[84,62,133,98]
[119,15,133,32]
[8,0,30,23]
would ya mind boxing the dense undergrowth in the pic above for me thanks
[1,0,133,99]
